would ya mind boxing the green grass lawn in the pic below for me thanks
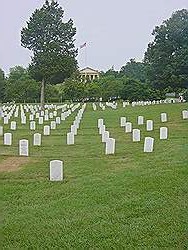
[1,102,188,249]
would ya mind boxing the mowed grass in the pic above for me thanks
[1,102,188,249]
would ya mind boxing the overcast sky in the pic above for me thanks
[0,0,187,74]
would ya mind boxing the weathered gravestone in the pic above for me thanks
[44,125,50,135]
[132,129,141,142]
[4,133,12,145]
[161,113,167,122]
[146,120,153,131]
[33,133,42,146]
[137,116,144,125]
[125,122,132,133]
[50,160,63,181]
[182,110,188,119]
[105,138,115,155]
[19,139,29,156]
[160,127,168,140]
[67,132,74,145]
[144,137,154,152]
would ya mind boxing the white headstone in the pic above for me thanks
[44,114,49,121]
[4,133,12,145]
[51,121,56,130]
[144,137,154,152]
[102,131,109,143]
[10,121,16,130]
[98,119,103,128]
[50,160,63,181]
[56,117,61,124]
[182,110,188,119]
[161,113,167,122]
[71,125,77,135]
[4,117,9,124]
[160,127,168,139]
[19,139,29,156]
[99,124,105,135]
[30,121,36,130]
[29,114,34,121]
[146,120,153,131]
[61,113,66,121]
[120,117,126,127]
[38,117,44,125]
[33,133,42,146]
[125,122,132,133]
[132,129,141,142]
[21,116,26,124]
[105,138,115,155]
[138,116,144,125]
[44,125,50,135]
[67,132,74,145]
[0,126,3,136]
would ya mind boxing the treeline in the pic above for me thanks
[0,5,188,103]
[0,62,166,103]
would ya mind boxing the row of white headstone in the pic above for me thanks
[98,118,115,155]
[123,99,179,107]
[1,103,80,127]
[67,104,86,145]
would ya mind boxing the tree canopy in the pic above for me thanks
[144,9,188,91]
[119,59,146,82]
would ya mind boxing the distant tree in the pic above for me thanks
[119,59,146,82]
[102,66,119,78]
[119,78,165,101]
[0,68,5,102]
[5,66,40,103]
[98,76,123,101]
[21,0,78,106]
[144,9,188,91]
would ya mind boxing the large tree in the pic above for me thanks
[119,59,146,82]
[0,68,5,102]
[144,9,188,91]
[21,0,78,106]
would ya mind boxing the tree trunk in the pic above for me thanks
[40,78,45,109]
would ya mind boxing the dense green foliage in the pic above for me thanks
[120,59,146,82]
[144,9,188,91]
[1,103,188,248]
[4,66,40,103]
[21,0,78,104]
[0,68,5,102]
